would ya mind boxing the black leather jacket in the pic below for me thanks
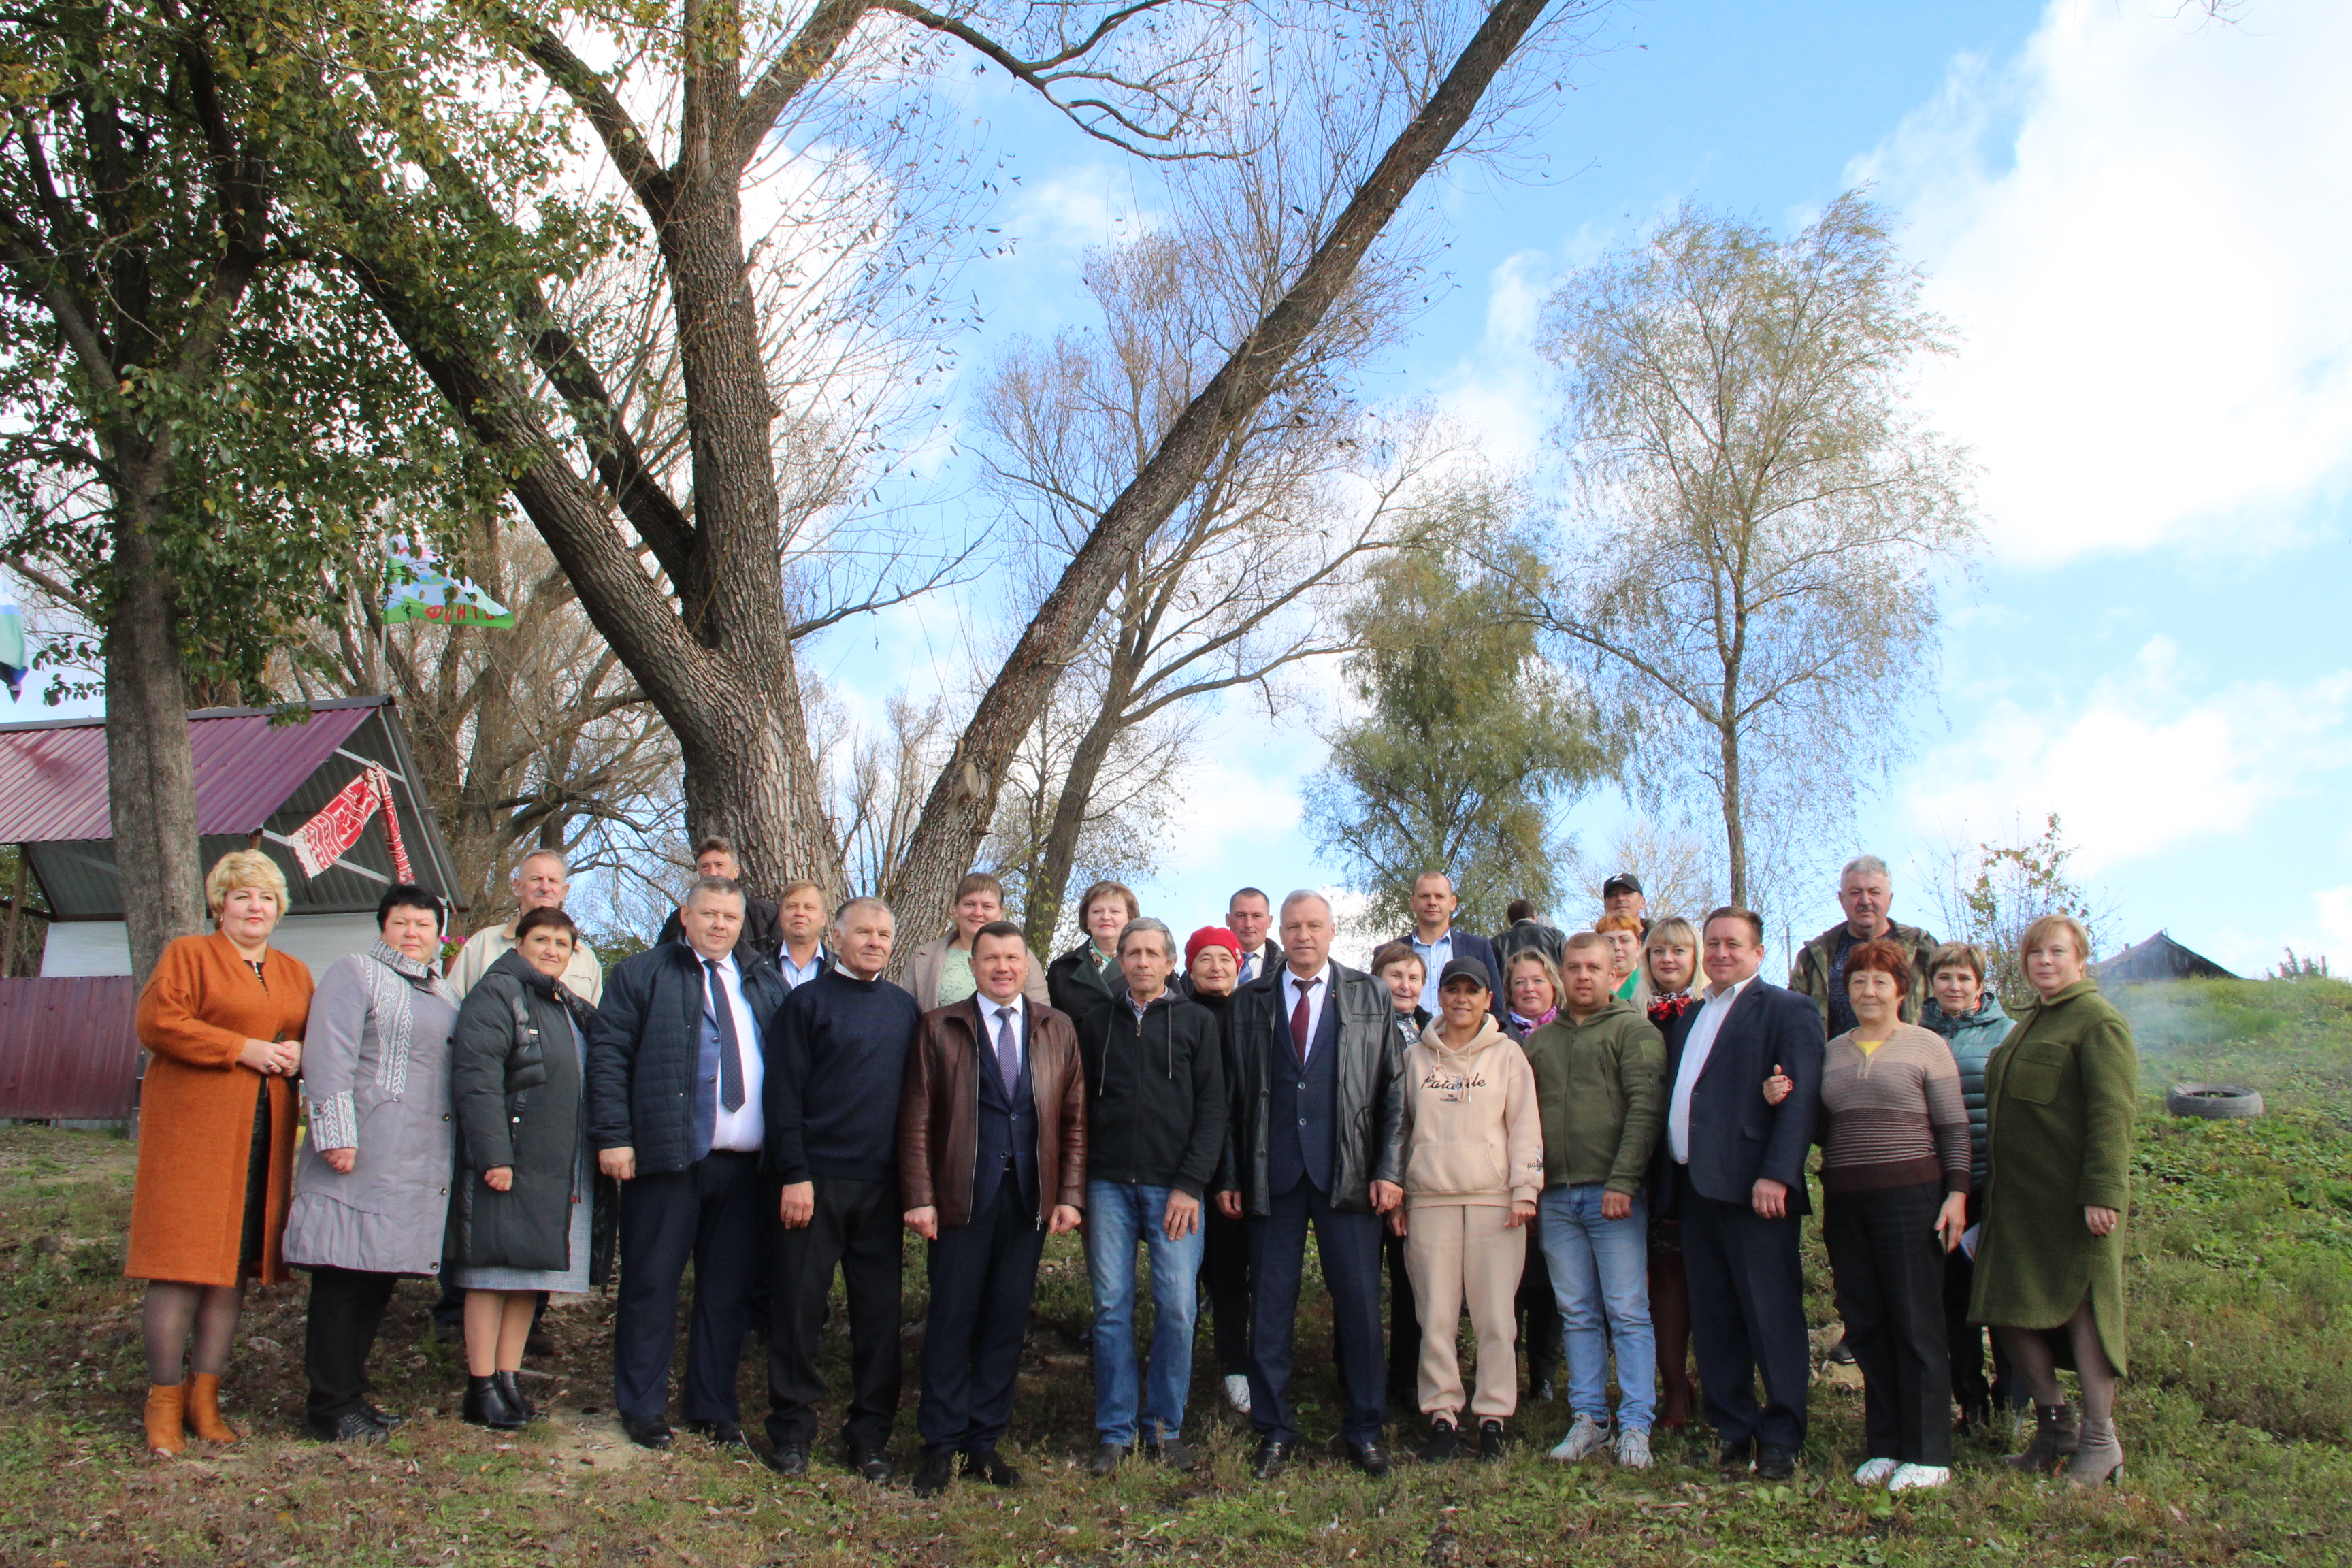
[1223,960,1404,1215]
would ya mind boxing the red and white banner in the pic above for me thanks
[288,762,414,883]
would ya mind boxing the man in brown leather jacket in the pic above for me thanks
[898,920,1086,1497]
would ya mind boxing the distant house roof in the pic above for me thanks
[0,696,463,918]
[2095,930,2236,983]
[0,698,376,842]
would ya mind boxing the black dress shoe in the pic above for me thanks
[1477,1420,1508,1463]
[763,1442,810,1475]
[363,1403,405,1429]
[308,1410,388,1444]
[1418,1420,1460,1465]
[623,1416,675,1450]
[1251,1439,1294,1482]
[1718,1436,1755,1469]
[462,1375,527,1432]
[1756,1444,1797,1481]
[912,1448,955,1497]
[1087,1441,1128,1476]
[848,1445,892,1483]
[1152,1435,1196,1471]
[685,1418,747,1449]
[1345,1439,1392,1477]
[962,1446,1021,1487]
[492,1370,538,1423]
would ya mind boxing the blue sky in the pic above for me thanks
[22,0,2350,974]
[809,0,2352,969]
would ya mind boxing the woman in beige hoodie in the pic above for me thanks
[1388,957,1544,1463]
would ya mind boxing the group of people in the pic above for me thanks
[124,842,2138,1497]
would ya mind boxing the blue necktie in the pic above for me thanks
[706,960,745,1113]
[994,1006,1021,1098]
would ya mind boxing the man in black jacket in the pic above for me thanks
[589,877,789,1450]
[1075,916,1226,1477]
[1658,906,1825,1480]
[1220,890,1405,1480]
[655,838,785,969]
[760,896,917,1480]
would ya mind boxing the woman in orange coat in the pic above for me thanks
[129,850,312,1456]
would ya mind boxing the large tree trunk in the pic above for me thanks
[1022,693,1129,954]
[1718,720,1746,909]
[105,502,208,985]
[885,0,1561,944]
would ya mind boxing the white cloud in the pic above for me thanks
[1853,0,2352,564]
[1905,636,2352,872]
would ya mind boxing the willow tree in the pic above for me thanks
[1534,193,1981,909]
[310,0,1603,947]
[0,0,483,980]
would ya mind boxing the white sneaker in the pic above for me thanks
[1852,1456,1899,1487]
[1614,1427,1653,1469]
[1547,1413,1612,1463]
[1888,1463,1951,1491]
[1223,1373,1252,1415]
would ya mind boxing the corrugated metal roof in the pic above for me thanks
[0,700,377,843]
[0,977,139,1120]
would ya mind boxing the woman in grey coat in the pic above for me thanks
[283,885,459,1443]
[448,905,603,1429]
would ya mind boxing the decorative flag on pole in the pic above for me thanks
[383,538,515,628]
[289,763,416,883]
[0,602,26,700]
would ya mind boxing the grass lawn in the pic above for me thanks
[2,976,2348,1565]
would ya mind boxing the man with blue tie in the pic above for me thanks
[898,921,1088,1497]
[1659,905,1826,1480]
[588,877,789,1450]
[1227,888,1283,986]
[1221,890,1406,1480]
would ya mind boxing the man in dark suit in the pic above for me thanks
[1399,872,1503,1018]
[1226,887,1284,987]
[655,837,785,969]
[1659,905,1825,1480]
[1220,890,1406,1481]
[898,921,1087,1498]
[589,877,789,1450]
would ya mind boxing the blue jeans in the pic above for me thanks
[1086,1181,1205,1444]
[1539,1184,1656,1431]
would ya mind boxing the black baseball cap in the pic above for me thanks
[1437,956,1491,992]
[1602,872,1644,896]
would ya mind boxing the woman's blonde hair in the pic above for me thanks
[206,849,289,919]
[1644,916,1699,985]
[1505,948,1564,1010]
[2020,914,2091,966]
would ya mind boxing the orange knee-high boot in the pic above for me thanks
[144,1384,186,1456]
[185,1373,240,1443]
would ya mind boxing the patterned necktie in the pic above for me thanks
[1289,975,1320,1064]
[994,1006,1022,1098]
[706,959,745,1113]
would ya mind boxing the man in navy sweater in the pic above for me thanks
[760,896,922,1480]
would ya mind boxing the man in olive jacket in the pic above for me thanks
[1788,855,1940,1032]
[898,921,1087,1498]
[1220,890,1405,1481]
[1521,932,1667,1467]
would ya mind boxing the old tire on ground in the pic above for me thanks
[2166,1082,2264,1120]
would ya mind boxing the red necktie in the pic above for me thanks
[1290,975,1320,1064]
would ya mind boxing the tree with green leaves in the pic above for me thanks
[1305,524,1618,934]
[1533,193,1980,913]
[0,0,487,979]
[1929,813,2108,1011]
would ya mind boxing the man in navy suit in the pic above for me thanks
[1659,906,1825,1480]
[1399,872,1503,1015]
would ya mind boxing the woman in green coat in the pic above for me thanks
[1969,914,2134,1487]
